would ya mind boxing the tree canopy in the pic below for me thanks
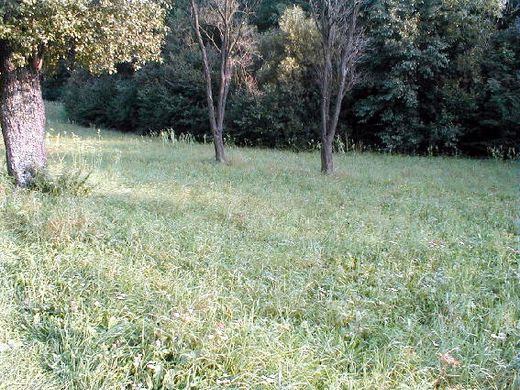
[0,0,168,73]
[55,0,519,157]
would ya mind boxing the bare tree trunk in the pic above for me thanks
[190,0,229,163]
[321,135,333,174]
[214,60,230,163]
[1,65,46,187]
[320,68,347,175]
[311,0,365,175]
[214,127,226,163]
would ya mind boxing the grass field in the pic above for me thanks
[0,102,518,389]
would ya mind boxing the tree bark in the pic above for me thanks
[190,0,228,164]
[214,128,226,163]
[1,65,46,187]
[321,136,333,174]
[312,0,365,175]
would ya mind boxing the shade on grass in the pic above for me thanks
[0,102,517,389]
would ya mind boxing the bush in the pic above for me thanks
[63,71,118,128]
[228,86,319,149]
[29,169,93,197]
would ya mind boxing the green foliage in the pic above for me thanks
[63,70,119,128]
[0,0,167,73]
[0,104,518,388]
[62,8,209,137]
[29,169,93,197]
[352,0,519,154]
[41,61,70,101]
[226,8,321,148]
[134,61,208,136]
[253,0,309,31]
[276,5,319,73]
[56,0,520,155]
[462,20,520,154]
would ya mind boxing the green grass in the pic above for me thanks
[0,101,518,389]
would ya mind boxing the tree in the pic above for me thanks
[0,0,167,186]
[253,0,309,31]
[352,0,513,155]
[310,0,365,174]
[189,0,257,163]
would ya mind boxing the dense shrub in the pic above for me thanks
[63,71,118,129]
[134,63,208,136]
[42,62,70,101]
[57,0,520,156]
[350,0,520,155]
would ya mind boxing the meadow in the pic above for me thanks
[0,102,518,389]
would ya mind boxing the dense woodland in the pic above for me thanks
[46,0,520,157]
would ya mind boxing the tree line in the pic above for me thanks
[1,0,519,186]
[56,0,519,160]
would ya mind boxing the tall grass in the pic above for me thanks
[0,102,518,389]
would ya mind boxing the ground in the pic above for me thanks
[0,102,518,389]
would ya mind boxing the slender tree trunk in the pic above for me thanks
[190,0,228,164]
[319,40,334,175]
[321,135,333,174]
[214,64,229,164]
[1,65,46,187]
[214,127,226,163]
[312,0,364,175]
[320,75,347,175]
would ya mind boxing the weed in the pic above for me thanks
[29,169,93,196]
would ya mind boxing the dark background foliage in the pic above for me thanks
[45,0,520,156]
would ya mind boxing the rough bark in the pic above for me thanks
[321,136,333,174]
[1,64,46,187]
[214,129,226,163]
[319,46,333,174]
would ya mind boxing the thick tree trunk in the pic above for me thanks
[214,128,226,163]
[321,137,333,175]
[1,66,46,187]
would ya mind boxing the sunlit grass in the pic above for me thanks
[0,101,518,389]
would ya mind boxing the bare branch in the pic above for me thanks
[309,0,366,173]
[189,0,259,162]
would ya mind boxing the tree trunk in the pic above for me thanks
[190,0,228,164]
[214,128,226,163]
[321,136,333,174]
[1,65,46,187]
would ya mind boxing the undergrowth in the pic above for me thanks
[29,169,93,196]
